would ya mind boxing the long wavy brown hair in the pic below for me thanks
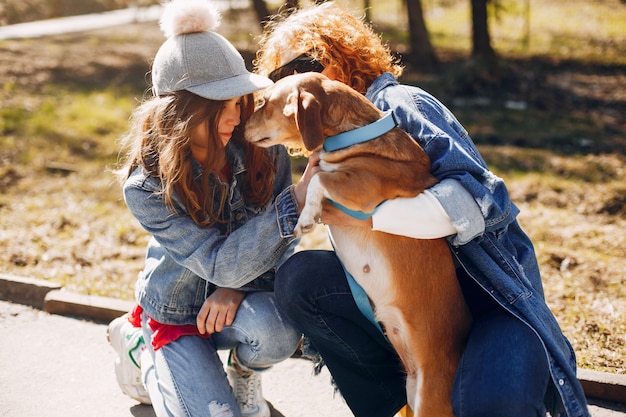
[116,90,276,227]
[254,1,403,94]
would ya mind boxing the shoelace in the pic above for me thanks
[235,374,259,411]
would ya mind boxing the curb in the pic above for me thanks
[0,273,132,323]
[1,273,625,407]
[0,273,62,310]
[44,289,135,323]
[579,369,626,405]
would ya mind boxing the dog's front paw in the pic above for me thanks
[295,176,324,237]
[294,217,317,237]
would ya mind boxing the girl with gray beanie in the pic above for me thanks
[107,1,318,416]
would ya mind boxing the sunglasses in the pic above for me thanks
[268,53,324,82]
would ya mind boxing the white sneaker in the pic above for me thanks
[226,352,270,417]
[107,314,152,405]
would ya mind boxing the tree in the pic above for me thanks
[251,0,270,27]
[251,0,301,29]
[283,0,299,11]
[470,0,498,75]
[404,0,438,71]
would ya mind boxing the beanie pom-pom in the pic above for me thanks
[160,0,221,38]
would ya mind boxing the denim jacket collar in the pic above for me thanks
[365,72,398,102]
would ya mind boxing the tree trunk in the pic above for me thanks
[457,0,500,90]
[251,0,271,28]
[405,0,438,72]
[470,0,495,58]
[284,0,298,10]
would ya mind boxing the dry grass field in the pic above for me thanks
[0,0,624,374]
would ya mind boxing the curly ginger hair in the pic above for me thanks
[254,2,403,95]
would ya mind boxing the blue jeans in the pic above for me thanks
[140,291,301,417]
[275,250,550,417]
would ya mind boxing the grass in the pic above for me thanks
[421,0,626,65]
[0,83,145,300]
[3,87,133,165]
[0,0,624,375]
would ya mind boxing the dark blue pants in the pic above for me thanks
[275,250,550,417]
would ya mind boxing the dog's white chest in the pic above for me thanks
[327,226,394,306]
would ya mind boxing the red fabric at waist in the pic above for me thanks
[129,304,210,351]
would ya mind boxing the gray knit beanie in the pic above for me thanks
[151,0,272,100]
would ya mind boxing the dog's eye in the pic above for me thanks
[254,96,266,110]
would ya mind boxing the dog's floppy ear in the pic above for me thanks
[284,88,324,151]
[297,91,324,151]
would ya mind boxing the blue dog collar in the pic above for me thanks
[327,199,382,220]
[323,111,397,219]
[323,111,398,153]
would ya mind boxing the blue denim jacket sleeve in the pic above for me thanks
[123,145,300,289]
[429,179,484,245]
[366,73,518,245]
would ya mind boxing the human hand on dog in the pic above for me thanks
[196,287,246,335]
[294,151,322,209]
[320,200,373,228]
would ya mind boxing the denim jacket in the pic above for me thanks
[366,73,589,417]
[123,139,300,326]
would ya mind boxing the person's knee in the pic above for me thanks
[275,251,337,309]
[274,252,307,313]
[275,250,346,332]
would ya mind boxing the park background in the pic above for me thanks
[0,0,624,378]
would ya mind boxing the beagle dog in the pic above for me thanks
[245,72,471,417]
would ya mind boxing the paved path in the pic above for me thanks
[0,300,352,417]
[1,299,625,416]
[0,6,162,40]
[0,1,249,41]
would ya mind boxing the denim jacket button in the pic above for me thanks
[558,379,565,386]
